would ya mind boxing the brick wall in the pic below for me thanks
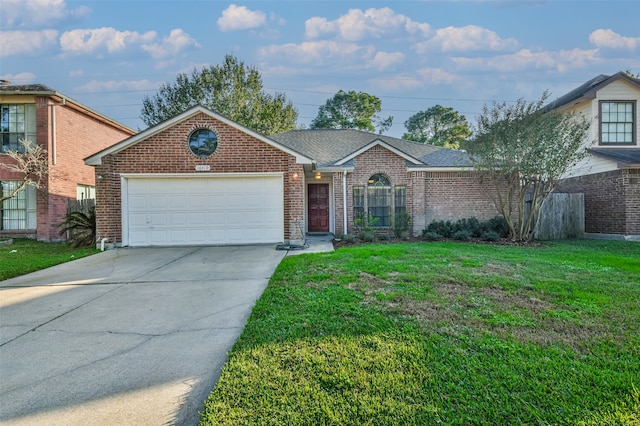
[1,96,132,241]
[95,113,303,244]
[334,146,500,236]
[343,145,412,235]
[556,168,640,235]
[423,171,501,226]
[624,169,640,235]
[41,98,133,241]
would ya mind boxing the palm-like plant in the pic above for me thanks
[57,207,96,248]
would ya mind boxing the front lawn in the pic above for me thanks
[200,239,640,425]
[0,239,98,281]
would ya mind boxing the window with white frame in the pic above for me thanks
[77,185,95,200]
[1,181,37,230]
[1,104,37,153]
[600,101,636,145]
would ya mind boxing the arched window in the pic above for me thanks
[367,174,391,226]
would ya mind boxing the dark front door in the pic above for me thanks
[308,183,330,232]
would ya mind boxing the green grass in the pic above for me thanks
[0,238,98,280]
[200,240,640,425]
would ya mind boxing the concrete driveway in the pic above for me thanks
[0,245,286,425]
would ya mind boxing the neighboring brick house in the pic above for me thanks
[85,105,499,247]
[546,72,640,240]
[0,84,135,241]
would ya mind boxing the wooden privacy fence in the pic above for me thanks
[527,193,584,240]
[66,198,95,215]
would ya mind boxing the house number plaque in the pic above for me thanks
[195,165,211,171]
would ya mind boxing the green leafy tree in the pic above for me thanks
[462,92,590,242]
[403,105,471,149]
[625,69,640,79]
[141,55,298,135]
[310,90,393,134]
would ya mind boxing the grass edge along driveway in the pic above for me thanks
[200,239,640,426]
[0,239,98,281]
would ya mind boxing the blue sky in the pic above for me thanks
[1,0,639,137]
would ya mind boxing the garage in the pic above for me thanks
[122,174,284,246]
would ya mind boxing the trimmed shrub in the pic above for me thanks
[423,216,508,241]
[485,216,510,238]
[423,220,454,238]
[423,231,443,241]
[452,229,472,241]
[482,231,501,242]
[343,234,356,243]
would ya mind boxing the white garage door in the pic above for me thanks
[123,174,284,246]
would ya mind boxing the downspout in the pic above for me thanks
[343,169,348,236]
[51,97,66,165]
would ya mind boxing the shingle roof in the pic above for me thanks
[0,83,135,134]
[590,148,640,165]
[0,84,56,93]
[543,72,640,111]
[271,129,471,168]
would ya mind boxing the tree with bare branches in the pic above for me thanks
[1,139,48,203]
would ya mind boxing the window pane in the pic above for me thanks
[353,186,365,222]
[368,186,391,227]
[394,186,406,214]
[1,181,36,230]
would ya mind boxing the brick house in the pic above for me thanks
[0,84,135,241]
[85,105,499,247]
[547,72,640,240]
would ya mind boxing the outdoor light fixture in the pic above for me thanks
[315,172,322,179]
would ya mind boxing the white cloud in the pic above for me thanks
[259,41,375,65]
[1,0,89,29]
[452,48,600,73]
[414,25,518,53]
[60,27,156,55]
[141,29,200,59]
[555,48,602,72]
[589,29,639,50]
[368,51,405,70]
[0,30,58,57]
[305,7,430,41]
[416,68,459,84]
[0,72,37,84]
[217,4,267,32]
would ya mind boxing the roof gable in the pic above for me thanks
[85,105,312,165]
[335,139,422,166]
[544,72,640,111]
[272,128,473,169]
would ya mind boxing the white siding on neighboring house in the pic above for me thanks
[560,77,640,179]
[594,79,640,148]
[563,155,618,179]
